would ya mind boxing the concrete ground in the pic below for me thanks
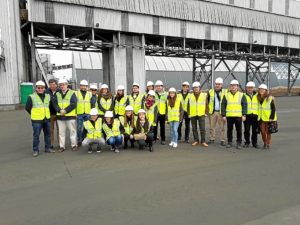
[0,96,300,225]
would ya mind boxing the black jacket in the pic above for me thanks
[45,88,58,115]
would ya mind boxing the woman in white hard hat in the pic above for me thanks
[144,81,154,99]
[133,109,154,152]
[128,83,143,115]
[114,85,129,119]
[102,111,123,153]
[119,105,135,149]
[257,84,277,149]
[82,108,105,154]
[143,90,158,128]
[166,88,183,148]
[97,84,114,118]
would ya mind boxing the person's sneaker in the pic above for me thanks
[169,142,174,147]
[243,143,249,148]
[110,146,115,151]
[45,149,55,153]
[221,140,226,146]
[226,143,232,148]
[96,147,101,153]
[88,150,93,154]
[236,144,242,150]
[33,151,39,157]
[201,142,208,147]
[173,143,178,148]
[114,149,120,153]
[209,140,215,144]
[192,141,199,146]
[161,141,166,145]
[72,146,78,151]
[58,148,65,152]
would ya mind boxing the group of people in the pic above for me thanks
[26,77,277,157]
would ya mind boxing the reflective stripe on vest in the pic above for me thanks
[208,89,227,114]
[56,90,76,117]
[103,120,121,140]
[167,97,181,122]
[98,97,113,115]
[76,91,91,115]
[258,96,277,122]
[189,92,207,117]
[155,92,167,115]
[84,118,103,139]
[128,94,142,115]
[226,91,243,117]
[245,93,258,115]
[114,96,127,116]
[30,92,51,120]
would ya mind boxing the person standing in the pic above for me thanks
[167,88,183,148]
[207,77,227,146]
[143,81,154,99]
[177,81,191,143]
[82,108,105,154]
[97,84,114,118]
[119,105,135,149]
[89,84,98,110]
[154,80,167,145]
[143,90,158,128]
[187,81,209,147]
[128,83,143,116]
[53,79,77,152]
[114,85,129,119]
[243,81,259,148]
[26,80,55,157]
[257,84,277,149]
[76,80,92,146]
[45,79,59,150]
[221,80,247,149]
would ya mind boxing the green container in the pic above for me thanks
[20,82,34,105]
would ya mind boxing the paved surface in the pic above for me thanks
[0,96,300,225]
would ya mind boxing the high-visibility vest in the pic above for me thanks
[56,90,76,117]
[208,89,227,114]
[245,93,258,115]
[76,91,92,115]
[114,96,128,116]
[102,119,121,140]
[155,92,167,115]
[167,97,181,122]
[144,103,157,126]
[98,97,113,115]
[258,96,277,122]
[30,92,51,121]
[188,92,207,117]
[177,92,190,112]
[84,118,103,139]
[134,120,152,134]
[225,91,243,117]
[119,116,135,135]
[128,93,143,115]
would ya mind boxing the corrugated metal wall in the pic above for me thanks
[0,0,26,105]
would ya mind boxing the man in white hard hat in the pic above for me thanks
[89,84,98,110]
[187,81,209,147]
[207,77,227,146]
[177,81,191,143]
[53,79,78,152]
[114,84,129,119]
[128,83,143,116]
[243,81,259,148]
[154,80,167,145]
[221,79,247,149]
[82,108,105,154]
[76,80,93,147]
[26,80,55,157]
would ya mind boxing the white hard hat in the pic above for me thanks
[125,105,134,111]
[117,85,125,90]
[258,84,268,90]
[148,90,156,96]
[90,84,97,90]
[169,87,176,93]
[104,111,114,118]
[147,81,154,86]
[155,80,164,86]
[230,80,239,85]
[90,108,98,116]
[132,82,140,87]
[138,109,146,114]
[101,84,109,89]
[35,80,46,86]
[80,80,88,86]
[246,81,255,88]
[192,81,201,88]
[182,81,190,86]
[58,79,68,84]
[215,77,224,84]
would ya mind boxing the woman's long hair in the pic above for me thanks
[167,93,177,108]
[257,90,270,103]
[135,116,149,133]
[124,113,135,128]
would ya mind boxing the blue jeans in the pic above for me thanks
[77,114,90,142]
[107,135,123,148]
[32,121,51,152]
[169,121,180,143]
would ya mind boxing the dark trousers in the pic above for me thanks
[32,121,51,152]
[227,117,242,144]
[190,116,206,143]
[243,114,258,146]
[137,132,154,149]
[154,114,166,141]
[124,134,135,147]
[178,112,190,141]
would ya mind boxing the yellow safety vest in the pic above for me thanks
[56,90,76,117]
[144,103,157,126]
[208,89,227,114]
[114,96,128,116]
[84,118,103,139]
[155,92,167,115]
[128,93,143,115]
[226,91,243,117]
[258,96,277,122]
[134,120,152,134]
[245,93,258,115]
[76,91,92,115]
[30,92,51,121]
[167,97,181,122]
[177,92,190,112]
[188,92,207,117]
[118,116,135,135]
[98,97,113,115]
[102,119,121,140]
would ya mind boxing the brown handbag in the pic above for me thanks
[133,133,146,140]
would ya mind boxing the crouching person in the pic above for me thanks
[103,111,123,153]
[133,109,154,152]
[82,108,105,154]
